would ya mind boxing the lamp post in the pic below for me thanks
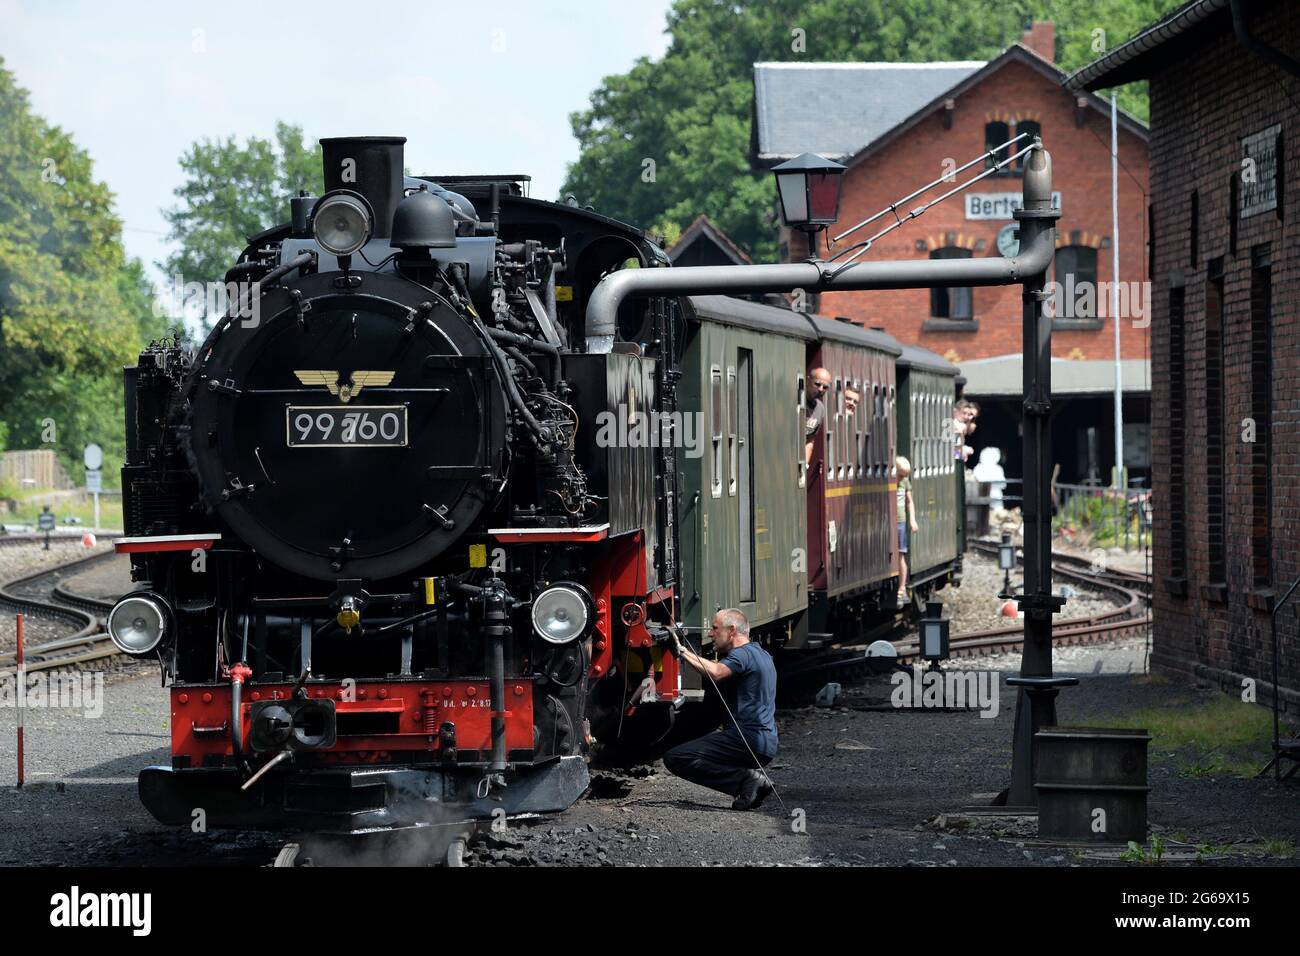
[920,600,949,671]
[998,532,1017,599]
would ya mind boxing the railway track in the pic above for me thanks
[0,532,117,548]
[0,548,120,674]
[781,544,1151,691]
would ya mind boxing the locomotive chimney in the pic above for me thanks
[319,136,406,239]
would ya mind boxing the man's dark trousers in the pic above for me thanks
[663,729,771,797]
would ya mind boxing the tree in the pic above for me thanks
[161,122,323,304]
[563,0,1180,262]
[0,57,167,487]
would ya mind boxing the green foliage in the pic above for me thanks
[7,492,124,530]
[1053,489,1143,547]
[1120,833,1166,864]
[1107,693,1281,779]
[1257,838,1295,859]
[161,122,323,305]
[563,0,1181,260]
[0,57,159,489]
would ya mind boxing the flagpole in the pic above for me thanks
[1111,94,1125,505]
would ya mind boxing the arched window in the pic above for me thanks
[985,121,1010,172]
[1016,120,1041,168]
[1055,245,1099,319]
[930,247,973,319]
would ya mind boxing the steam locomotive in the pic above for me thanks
[112,135,962,834]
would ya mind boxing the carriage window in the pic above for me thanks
[710,365,723,498]
[923,393,931,476]
[827,378,839,482]
[727,366,738,497]
[924,393,932,476]
[874,381,883,478]
[925,390,935,476]
[931,392,939,475]
[837,379,847,481]
[951,392,961,476]
[932,392,939,475]
[889,385,897,477]
[854,378,864,478]
[796,373,806,488]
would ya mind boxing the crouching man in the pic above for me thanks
[664,608,777,810]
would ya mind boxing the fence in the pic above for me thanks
[966,476,1151,552]
[0,450,74,491]
[1052,481,1151,552]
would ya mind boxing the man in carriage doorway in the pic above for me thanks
[806,367,832,466]
[665,608,778,810]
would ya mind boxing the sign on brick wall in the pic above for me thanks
[965,191,1062,220]
[1240,124,1281,219]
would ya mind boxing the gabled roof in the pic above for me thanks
[668,214,752,266]
[752,60,985,165]
[1064,0,1231,90]
[752,44,1148,172]
[839,44,1147,171]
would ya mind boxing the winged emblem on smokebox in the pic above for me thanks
[293,370,395,404]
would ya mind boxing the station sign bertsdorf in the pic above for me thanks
[965,191,1062,220]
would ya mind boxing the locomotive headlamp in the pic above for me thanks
[532,583,592,645]
[107,593,168,655]
[772,152,845,233]
[312,190,373,257]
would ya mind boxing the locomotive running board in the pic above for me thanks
[115,533,223,553]
[488,524,610,543]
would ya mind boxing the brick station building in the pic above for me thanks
[1069,0,1299,716]
[752,24,1152,484]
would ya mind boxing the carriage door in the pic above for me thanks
[736,349,755,602]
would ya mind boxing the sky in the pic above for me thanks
[0,0,674,281]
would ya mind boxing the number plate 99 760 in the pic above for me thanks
[286,405,408,447]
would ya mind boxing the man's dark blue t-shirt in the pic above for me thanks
[721,642,778,759]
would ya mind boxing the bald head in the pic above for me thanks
[809,367,831,404]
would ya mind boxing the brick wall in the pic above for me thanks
[803,55,1151,368]
[1146,0,1299,713]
